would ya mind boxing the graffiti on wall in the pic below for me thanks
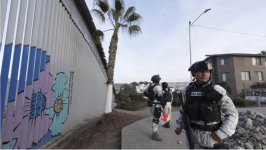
[1,50,74,149]
[68,71,74,114]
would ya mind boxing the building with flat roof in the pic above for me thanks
[205,53,266,99]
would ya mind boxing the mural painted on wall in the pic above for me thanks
[46,72,69,137]
[1,50,73,149]
[1,53,54,149]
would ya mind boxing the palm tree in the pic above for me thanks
[91,0,142,113]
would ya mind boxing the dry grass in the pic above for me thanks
[56,110,141,149]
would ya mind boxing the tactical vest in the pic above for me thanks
[148,83,159,101]
[185,82,222,124]
[163,88,172,103]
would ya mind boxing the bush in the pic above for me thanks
[250,82,266,89]
[115,93,148,111]
[116,100,148,111]
[172,92,181,106]
[233,97,256,107]
[129,94,146,102]
[119,84,137,95]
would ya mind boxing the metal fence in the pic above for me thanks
[0,0,109,149]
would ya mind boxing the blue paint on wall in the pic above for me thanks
[33,50,42,81]
[37,138,43,148]
[26,47,36,85]
[10,46,29,148]
[29,92,46,119]
[7,45,22,102]
[45,56,50,63]
[40,52,46,71]
[17,46,29,93]
[31,144,37,149]
[28,49,41,148]
[1,45,13,135]
[36,52,46,148]
[42,55,50,146]
[42,130,52,147]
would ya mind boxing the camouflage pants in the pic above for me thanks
[196,141,229,149]
[184,129,229,149]
[150,104,162,133]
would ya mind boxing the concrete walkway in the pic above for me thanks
[122,106,266,149]
[122,111,187,149]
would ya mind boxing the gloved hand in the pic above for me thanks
[163,108,166,116]
[211,132,221,142]
[175,128,182,135]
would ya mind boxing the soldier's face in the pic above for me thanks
[195,70,210,83]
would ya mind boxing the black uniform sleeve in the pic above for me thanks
[157,96,165,108]
[143,91,148,97]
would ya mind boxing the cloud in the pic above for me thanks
[86,0,266,83]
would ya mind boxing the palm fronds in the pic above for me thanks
[128,25,141,36]
[93,0,110,13]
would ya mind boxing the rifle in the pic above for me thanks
[180,93,194,149]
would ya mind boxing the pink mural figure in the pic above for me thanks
[9,56,54,149]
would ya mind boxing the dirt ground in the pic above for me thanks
[52,106,180,149]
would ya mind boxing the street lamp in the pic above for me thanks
[189,8,211,81]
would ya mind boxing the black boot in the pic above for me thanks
[152,132,163,141]
[163,121,170,128]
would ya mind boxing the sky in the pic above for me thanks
[85,0,266,83]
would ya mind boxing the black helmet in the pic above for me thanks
[188,61,213,72]
[151,74,161,83]
[162,82,168,89]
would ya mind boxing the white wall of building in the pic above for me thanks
[0,0,111,148]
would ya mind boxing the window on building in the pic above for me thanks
[241,72,250,80]
[221,58,228,65]
[222,72,230,81]
[252,57,261,65]
[254,72,263,81]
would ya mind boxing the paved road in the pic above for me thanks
[122,106,266,149]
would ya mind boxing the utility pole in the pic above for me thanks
[189,8,211,81]
[189,21,192,81]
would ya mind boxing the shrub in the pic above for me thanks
[129,93,146,102]
[250,82,266,89]
[172,92,181,106]
[233,97,256,107]
[216,81,231,94]
[115,93,148,111]
[123,100,148,111]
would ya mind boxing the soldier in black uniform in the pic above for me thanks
[175,61,238,149]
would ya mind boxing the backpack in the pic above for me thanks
[147,83,159,101]
[146,83,159,106]
[164,88,172,103]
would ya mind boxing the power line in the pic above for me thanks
[193,25,266,37]
[190,0,207,20]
